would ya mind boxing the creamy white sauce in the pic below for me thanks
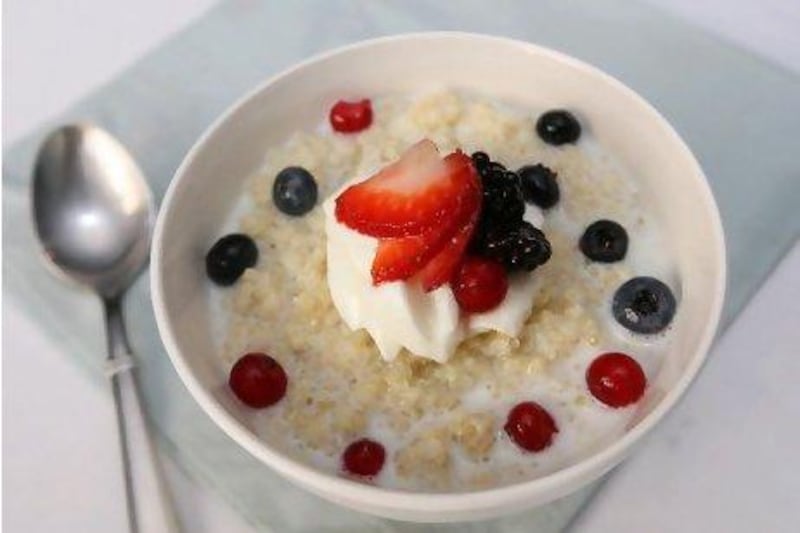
[323,177,545,363]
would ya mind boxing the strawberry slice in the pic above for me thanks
[371,185,471,284]
[371,225,449,284]
[371,150,481,287]
[416,192,480,292]
[335,140,476,238]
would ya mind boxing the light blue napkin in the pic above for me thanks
[4,0,800,531]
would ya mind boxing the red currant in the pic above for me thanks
[504,401,558,452]
[228,353,287,408]
[329,99,373,133]
[451,257,508,313]
[586,352,646,408]
[342,438,385,477]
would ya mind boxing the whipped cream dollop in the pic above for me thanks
[324,177,545,363]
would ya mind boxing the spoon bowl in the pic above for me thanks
[31,124,177,532]
[33,124,153,297]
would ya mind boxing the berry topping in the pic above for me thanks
[504,401,558,452]
[366,147,480,287]
[613,276,677,334]
[518,164,560,209]
[586,352,646,408]
[416,203,479,291]
[479,221,551,272]
[580,220,628,263]
[487,161,507,175]
[452,257,508,313]
[371,226,447,285]
[205,234,258,286]
[329,99,373,133]
[536,110,581,145]
[471,151,490,171]
[273,166,318,216]
[228,353,287,408]
[335,140,478,238]
[467,151,552,274]
[342,438,386,477]
[371,161,480,287]
[481,169,525,226]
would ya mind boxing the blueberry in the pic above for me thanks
[518,164,560,208]
[580,220,628,263]
[536,110,581,145]
[612,277,676,334]
[206,234,258,286]
[272,166,318,216]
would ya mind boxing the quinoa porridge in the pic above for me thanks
[206,90,678,490]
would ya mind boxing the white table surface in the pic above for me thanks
[4,1,800,531]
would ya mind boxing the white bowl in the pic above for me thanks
[151,32,725,522]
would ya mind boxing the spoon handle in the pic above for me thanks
[104,296,181,533]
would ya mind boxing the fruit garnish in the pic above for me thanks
[586,352,646,408]
[329,99,373,133]
[468,152,552,274]
[416,211,478,292]
[371,223,453,284]
[371,161,480,285]
[612,276,676,334]
[471,151,490,170]
[518,163,560,209]
[206,234,259,286]
[580,220,628,263]
[536,109,581,145]
[481,169,525,227]
[504,401,558,452]
[273,166,318,216]
[228,353,287,408]
[342,438,386,477]
[414,173,481,291]
[472,155,525,228]
[334,139,481,287]
[451,256,508,313]
[335,140,478,238]
[477,220,551,272]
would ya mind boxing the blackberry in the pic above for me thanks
[471,151,490,172]
[470,214,509,254]
[504,170,522,186]
[482,221,552,272]
[480,167,524,226]
[487,161,507,175]
[468,152,552,273]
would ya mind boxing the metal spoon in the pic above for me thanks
[32,124,179,533]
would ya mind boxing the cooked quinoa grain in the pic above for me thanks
[218,90,651,491]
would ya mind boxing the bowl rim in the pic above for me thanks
[151,31,726,512]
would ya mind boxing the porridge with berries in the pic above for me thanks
[205,90,678,490]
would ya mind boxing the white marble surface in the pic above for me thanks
[3,1,799,531]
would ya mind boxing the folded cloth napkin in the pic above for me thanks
[4,0,800,530]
